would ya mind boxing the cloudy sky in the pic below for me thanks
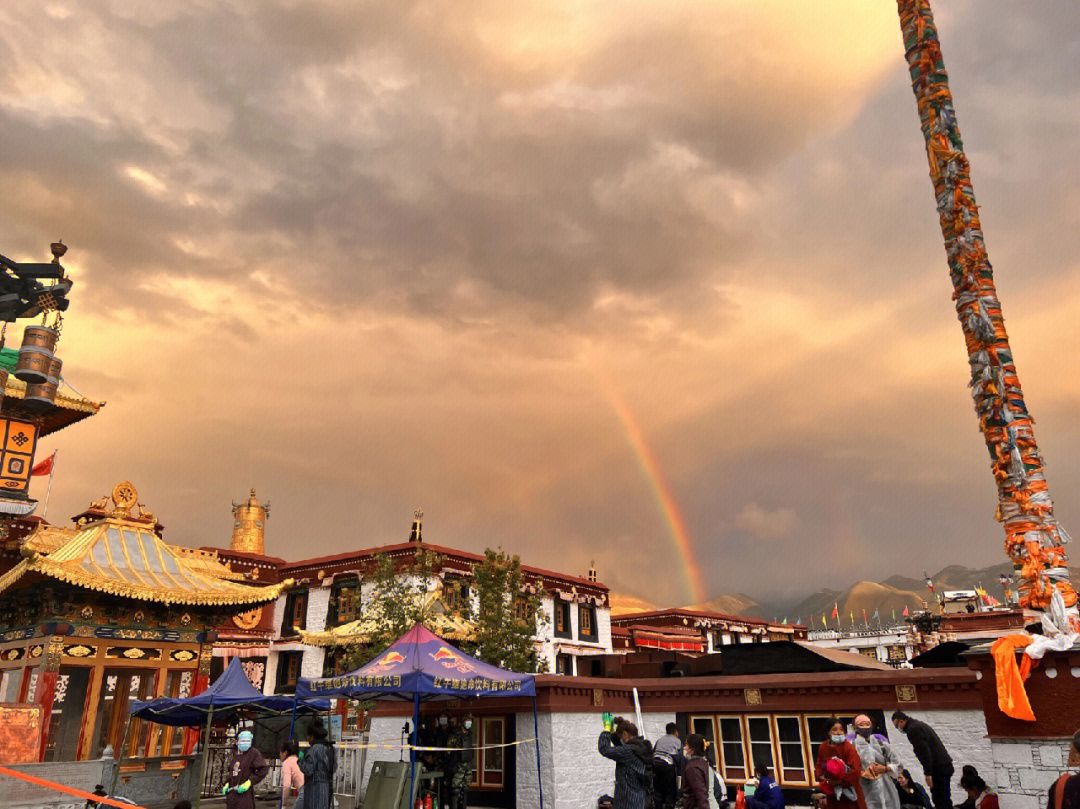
[3,1,1079,607]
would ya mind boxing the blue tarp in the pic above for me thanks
[295,623,536,701]
[130,657,330,727]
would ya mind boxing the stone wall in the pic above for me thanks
[0,759,111,809]
[885,709,995,799]
[989,737,1070,809]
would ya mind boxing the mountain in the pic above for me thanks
[609,593,658,616]
[786,580,928,626]
[686,594,767,619]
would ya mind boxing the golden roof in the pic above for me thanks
[301,593,475,647]
[0,482,286,607]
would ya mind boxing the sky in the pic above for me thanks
[3,1,1080,607]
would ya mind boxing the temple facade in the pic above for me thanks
[0,482,286,763]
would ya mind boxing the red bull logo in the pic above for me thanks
[370,650,405,673]
[431,646,475,674]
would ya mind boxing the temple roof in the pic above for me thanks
[0,482,287,607]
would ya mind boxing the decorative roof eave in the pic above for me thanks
[300,609,477,648]
[0,554,290,607]
[2,377,102,437]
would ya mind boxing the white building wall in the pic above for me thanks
[360,714,409,794]
[990,738,1072,809]
[263,650,278,694]
[301,587,331,678]
[526,711,674,809]
[885,709,995,800]
[596,606,613,654]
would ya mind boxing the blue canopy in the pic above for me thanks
[296,623,536,701]
[130,658,329,727]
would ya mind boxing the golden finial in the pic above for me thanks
[111,481,138,517]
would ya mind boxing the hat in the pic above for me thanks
[238,730,253,744]
[825,758,847,779]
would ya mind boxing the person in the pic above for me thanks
[653,723,682,809]
[958,772,997,809]
[894,769,931,809]
[598,714,654,809]
[746,762,785,809]
[299,722,334,809]
[1048,729,1080,809]
[446,714,475,809]
[816,719,866,809]
[954,766,980,809]
[852,715,901,809]
[890,712,953,809]
[85,784,107,809]
[281,740,305,809]
[680,732,727,809]
[221,730,269,809]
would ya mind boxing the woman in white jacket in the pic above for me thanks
[852,715,902,809]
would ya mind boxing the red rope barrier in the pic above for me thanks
[0,763,149,809]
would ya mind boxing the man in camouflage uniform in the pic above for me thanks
[445,713,475,809]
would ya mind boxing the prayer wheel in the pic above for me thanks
[23,356,60,410]
[15,325,58,385]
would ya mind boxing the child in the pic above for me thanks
[818,756,858,803]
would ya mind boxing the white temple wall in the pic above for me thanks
[885,709,995,800]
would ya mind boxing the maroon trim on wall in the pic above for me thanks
[967,647,1080,739]
[367,667,981,719]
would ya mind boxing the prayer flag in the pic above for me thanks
[903,605,910,617]
[830,603,839,620]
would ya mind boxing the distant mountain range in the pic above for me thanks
[611,563,1080,625]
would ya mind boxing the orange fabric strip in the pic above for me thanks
[990,634,1036,722]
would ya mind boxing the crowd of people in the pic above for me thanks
[595,711,1006,809]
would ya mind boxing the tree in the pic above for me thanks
[340,548,440,671]
[462,548,548,673]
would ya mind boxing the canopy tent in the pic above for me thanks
[296,623,544,808]
[126,658,329,809]
[132,657,329,725]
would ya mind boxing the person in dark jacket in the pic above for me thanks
[222,730,269,809]
[299,723,334,809]
[895,769,931,809]
[679,733,727,809]
[891,712,953,809]
[598,715,654,809]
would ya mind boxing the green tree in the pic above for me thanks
[341,548,440,670]
[462,548,548,673]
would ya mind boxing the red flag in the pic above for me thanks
[902,605,909,617]
[31,453,55,477]
[830,603,839,620]
[862,608,868,624]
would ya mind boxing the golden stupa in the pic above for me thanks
[230,488,269,555]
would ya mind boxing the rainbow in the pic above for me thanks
[600,380,708,605]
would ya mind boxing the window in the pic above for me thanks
[469,716,509,789]
[690,716,717,767]
[0,668,22,702]
[330,578,360,625]
[888,645,908,662]
[276,651,304,692]
[858,647,879,660]
[444,578,470,613]
[44,666,92,761]
[578,605,597,641]
[712,630,725,649]
[555,653,574,675]
[153,670,195,757]
[746,715,775,774]
[281,590,308,635]
[91,668,156,759]
[515,598,535,623]
[554,601,572,639]
[717,716,747,782]
[774,716,808,785]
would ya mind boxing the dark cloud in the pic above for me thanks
[2,1,1079,606]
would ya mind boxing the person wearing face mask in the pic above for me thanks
[851,716,900,809]
[446,714,475,809]
[815,719,866,809]
[221,730,268,809]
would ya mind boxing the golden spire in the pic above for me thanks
[230,488,269,555]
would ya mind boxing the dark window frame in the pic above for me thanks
[578,603,598,641]
[280,589,308,636]
[329,577,360,626]
[276,651,303,693]
[554,600,572,639]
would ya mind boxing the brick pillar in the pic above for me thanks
[33,635,65,762]
[182,645,214,756]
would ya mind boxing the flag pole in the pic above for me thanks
[42,451,57,520]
